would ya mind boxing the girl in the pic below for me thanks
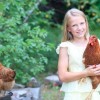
[56,8,100,100]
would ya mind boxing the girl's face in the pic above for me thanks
[67,15,87,39]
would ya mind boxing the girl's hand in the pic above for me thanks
[94,64,100,75]
[84,64,100,77]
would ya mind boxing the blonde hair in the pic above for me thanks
[62,8,90,42]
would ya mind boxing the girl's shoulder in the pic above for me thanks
[58,41,70,47]
[56,41,71,54]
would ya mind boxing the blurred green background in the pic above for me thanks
[0,0,100,84]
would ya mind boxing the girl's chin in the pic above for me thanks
[77,33,85,37]
[76,35,85,38]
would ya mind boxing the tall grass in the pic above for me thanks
[41,86,64,100]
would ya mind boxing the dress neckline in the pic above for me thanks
[67,41,87,49]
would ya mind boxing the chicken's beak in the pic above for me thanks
[90,42,93,46]
[89,38,93,46]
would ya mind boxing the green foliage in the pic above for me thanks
[1,0,100,84]
[0,0,55,84]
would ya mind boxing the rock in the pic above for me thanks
[27,77,41,88]
[11,87,41,100]
[0,92,12,100]
[13,83,25,89]
[44,75,62,87]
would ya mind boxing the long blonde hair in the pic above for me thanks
[62,8,90,42]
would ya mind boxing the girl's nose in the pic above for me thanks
[77,25,82,30]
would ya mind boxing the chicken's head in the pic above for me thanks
[0,63,16,82]
[89,35,98,46]
[2,68,16,82]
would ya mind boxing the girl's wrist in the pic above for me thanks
[83,70,88,77]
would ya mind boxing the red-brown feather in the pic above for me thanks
[0,63,16,90]
[83,35,100,89]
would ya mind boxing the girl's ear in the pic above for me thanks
[66,26,70,32]
[67,27,71,32]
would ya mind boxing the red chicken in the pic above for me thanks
[82,35,100,100]
[83,35,100,89]
[0,63,16,82]
[0,63,16,97]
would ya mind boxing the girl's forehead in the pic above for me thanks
[68,15,85,24]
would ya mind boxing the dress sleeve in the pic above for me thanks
[98,39,100,44]
[56,42,68,54]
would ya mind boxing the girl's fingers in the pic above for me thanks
[95,71,100,75]
[95,64,100,67]
[87,65,96,69]
[85,64,100,76]
[93,66,100,72]
[88,64,100,69]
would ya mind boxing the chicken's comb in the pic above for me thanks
[89,35,97,38]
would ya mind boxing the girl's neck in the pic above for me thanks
[70,37,88,46]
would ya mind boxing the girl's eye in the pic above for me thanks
[72,24,77,27]
[80,22,85,25]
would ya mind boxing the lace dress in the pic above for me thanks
[56,41,100,100]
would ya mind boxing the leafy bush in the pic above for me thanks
[0,0,100,84]
[0,0,55,84]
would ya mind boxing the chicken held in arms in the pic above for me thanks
[81,35,100,100]
[83,35,100,89]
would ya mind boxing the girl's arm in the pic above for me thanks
[58,47,100,82]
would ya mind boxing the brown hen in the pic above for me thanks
[0,63,16,97]
[83,35,100,89]
[82,35,100,100]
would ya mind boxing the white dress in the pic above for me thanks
[56,41,100,100]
